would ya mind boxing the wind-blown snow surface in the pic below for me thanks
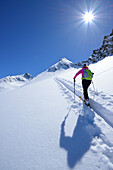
[0,56,113,170]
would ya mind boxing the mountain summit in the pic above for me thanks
[47,58,77,72]
[0,73,33,83]
[0,73,33,92]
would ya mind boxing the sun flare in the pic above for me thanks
[83,11,94,23]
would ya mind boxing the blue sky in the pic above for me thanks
[0,0,113,78]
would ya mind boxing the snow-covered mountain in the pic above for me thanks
[47,58,78,72]
[0,30,113,169]
[0,73,33,93]
[88,29,113,63]
[48,30,113,72]
[0,54,113,170]
[0,73,33,83]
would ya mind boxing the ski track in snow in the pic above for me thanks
[55,77,113,169]
[56,77,113,128]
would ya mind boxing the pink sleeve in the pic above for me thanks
[73,69,83,79]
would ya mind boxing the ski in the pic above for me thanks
[79,96,91,108]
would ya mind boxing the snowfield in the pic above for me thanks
[0,56,113,170]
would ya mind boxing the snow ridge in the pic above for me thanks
[0,73,33,83]
[47,58,78,72]
[47,30,113,72]
[0,73,33,93]
[88,29,113,63]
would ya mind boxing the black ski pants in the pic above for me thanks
[82,79,91,100]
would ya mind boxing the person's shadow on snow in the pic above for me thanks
[60,107,101,168]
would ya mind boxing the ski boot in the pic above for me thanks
[84,99,90,107]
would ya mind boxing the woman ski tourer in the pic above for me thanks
[73,64,93,106]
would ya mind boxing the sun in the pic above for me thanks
[83,11,94,23]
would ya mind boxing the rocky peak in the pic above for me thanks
[47,58,78,72]
[47,30,113,72]
[88,30,113,64]
[0,73,33,83]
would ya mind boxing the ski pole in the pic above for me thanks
[92,80,96,97]
[74,79,75,102]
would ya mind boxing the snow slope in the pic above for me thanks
[0,56,113,170]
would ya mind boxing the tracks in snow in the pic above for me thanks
[56,77,113,128]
